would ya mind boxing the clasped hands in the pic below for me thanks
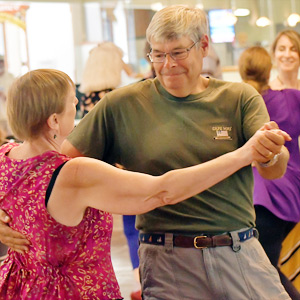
[249,121,291,165]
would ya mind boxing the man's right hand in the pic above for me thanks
[0,209,30,253]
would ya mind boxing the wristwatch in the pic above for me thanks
[259,152,281,168]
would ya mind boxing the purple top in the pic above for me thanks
[0,143,122,299]
[253,89,300,222]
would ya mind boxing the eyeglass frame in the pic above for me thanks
[147,40,200,63]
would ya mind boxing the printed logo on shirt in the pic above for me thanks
[212,126,232,140]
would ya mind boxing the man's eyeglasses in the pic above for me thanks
[147,40,199,63]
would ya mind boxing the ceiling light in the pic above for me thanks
[256,0,271,27]
[233,8,250,17]
[287,13,300,27]
[195,4,204,10]
[288,0,300,27]
[150,2,164,11]
[224,11,238,25]
[256,16,271,27]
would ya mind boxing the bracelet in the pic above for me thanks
[259,152,282,168]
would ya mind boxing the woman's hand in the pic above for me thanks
[241,122,291,165]
[243,121,291,179]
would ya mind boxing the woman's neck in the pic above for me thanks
[276,71,299,90]
[8,136,61,160]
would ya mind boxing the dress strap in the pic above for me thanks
[45,161,68,207]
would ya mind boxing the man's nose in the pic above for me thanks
[163,53,177,67]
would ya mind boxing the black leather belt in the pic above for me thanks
[139,228,256,249]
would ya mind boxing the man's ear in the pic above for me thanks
[47,113,59,131]
[200,35,209,57]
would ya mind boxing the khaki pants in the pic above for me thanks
[139,230,290,300]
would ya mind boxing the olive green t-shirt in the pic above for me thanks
[68,78,269,234]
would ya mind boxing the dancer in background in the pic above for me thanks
[0,56,14,138]
[269,29,300,90]
[270,29,300,294]
[201,44,223,79]
[79,41,134,117]
[0,56,14,260]
[239,46,300,300]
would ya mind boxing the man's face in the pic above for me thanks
[150,35,208,97]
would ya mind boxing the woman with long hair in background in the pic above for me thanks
[239,46,300,300]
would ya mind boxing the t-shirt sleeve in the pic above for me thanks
[240,84,270,141]
[67,95,113,160]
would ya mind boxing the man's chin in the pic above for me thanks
[163,76,185,86]
[163,83,184,91]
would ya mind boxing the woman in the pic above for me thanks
[270,29,300,296]
[79,42,134,117]
[239,46,300,299]
[0,69,278,299]
[270,29,300,90]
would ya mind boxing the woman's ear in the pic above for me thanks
[47,113,59,131]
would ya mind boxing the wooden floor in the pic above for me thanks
[111,214,137,300]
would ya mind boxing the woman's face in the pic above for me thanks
[56,88,78,138]
[274,35,300,74]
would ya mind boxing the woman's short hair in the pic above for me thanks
[146,5,208,45]
[7,69,75,141]
[271,29,300,58]
[238,46,272,94]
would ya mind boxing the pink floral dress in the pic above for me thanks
[0,143,122,299]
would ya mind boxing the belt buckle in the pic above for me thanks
[193,235,208,249]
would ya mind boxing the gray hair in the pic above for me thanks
[146,5,208,45]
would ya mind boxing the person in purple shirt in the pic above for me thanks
[239,46,300,300]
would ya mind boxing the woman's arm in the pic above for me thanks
[48,128,291,226]
[55,148,247,214]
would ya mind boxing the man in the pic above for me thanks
[61,5,291,299]
[0,5,291,300]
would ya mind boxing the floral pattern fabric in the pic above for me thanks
[0,143,121,299]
